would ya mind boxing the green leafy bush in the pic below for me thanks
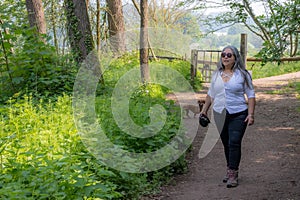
[0,95,122,199]
[0,54,198,199]
[0,24,77,102]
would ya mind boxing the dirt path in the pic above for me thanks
[144,72,300,200]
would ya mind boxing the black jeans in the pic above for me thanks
[214,109,248,170]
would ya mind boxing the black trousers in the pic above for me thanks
[214,109,248,170]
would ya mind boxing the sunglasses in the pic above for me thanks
[221,52,233,58]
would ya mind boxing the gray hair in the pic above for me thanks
[217,45,245,71]
[217,45,254,89]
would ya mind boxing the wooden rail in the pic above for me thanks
[191,33,300,83]
[247,57,300,62]
[197,60,218,65]
[149,55,185,61]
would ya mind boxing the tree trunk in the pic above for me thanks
[96,0,101,52]
[64,0,103,83]
[50,1,59,54]
[25,0,46,34]
[0,20,15,91]
[64,0,95,63]
[292,33,298,57]
[140,0,150,83]
[106,0,126,54]
[132,0,157,61]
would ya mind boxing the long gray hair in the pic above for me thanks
[216,45,254,89]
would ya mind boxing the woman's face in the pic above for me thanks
[221,48,235,69]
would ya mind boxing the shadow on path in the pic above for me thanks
[142,72,300,200]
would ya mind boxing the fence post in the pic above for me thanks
[190,49,198,82]
[240,33,247,68]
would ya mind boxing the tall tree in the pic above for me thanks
[64,0,95,63]
[44,0,68,55]
[140,0,150,83]
[48,0,59,54]
[96,0,101,52]
[25,0,47,34]
[106,0,126,54]
[130,0,202,58]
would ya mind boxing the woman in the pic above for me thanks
[200,45,256,188]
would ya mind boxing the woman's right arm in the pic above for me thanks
[201,95,212,116]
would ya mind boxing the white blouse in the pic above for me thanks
[208,70,255,114]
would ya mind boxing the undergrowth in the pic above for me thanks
[0,54,198,199]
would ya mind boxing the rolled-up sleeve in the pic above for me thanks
[208,87,214,98]
[208,72,217,98]
[244,73,255,98]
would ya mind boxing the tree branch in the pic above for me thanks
[242,0,274,47]
[131,0,141,15]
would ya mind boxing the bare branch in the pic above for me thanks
[131,0,141,15]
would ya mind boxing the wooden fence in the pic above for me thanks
[191,34,248,83]
[190,33,300,83]
[190,49,221,83]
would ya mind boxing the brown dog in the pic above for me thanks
[182,100,205,118]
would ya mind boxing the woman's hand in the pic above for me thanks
[245,114,254,126]
[246,98,255,126]
[200,111,208,116]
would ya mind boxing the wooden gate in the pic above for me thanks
[191,49,221,83]
[191,34,249,83]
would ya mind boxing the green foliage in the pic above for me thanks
[0,25,77,102]
[175,13,202,41]
[0,53,197,199]
[98,53,202,94]
[0,0,78,102]
[96,87,182,153]
[150,59,203,90]
[257,0,300,60]
[93,56,191,197]
[0,94,184,199]
[0,0,27,27]
[198,0,300,63]
[0,95,122,199]
[249,61,300,79]
[95,53,194,159]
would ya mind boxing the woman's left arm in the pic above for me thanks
[245,97,256,125]
[244,71,256,125]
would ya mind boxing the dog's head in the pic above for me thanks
[197,99,205,106]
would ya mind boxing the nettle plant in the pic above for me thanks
[0,95,122,199]
[0,55,197,199]
[0,25,77,102]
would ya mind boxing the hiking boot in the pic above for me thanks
[223,168,230,183]
[226,169,238,188]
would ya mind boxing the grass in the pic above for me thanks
[248,61,300,79]
[265,80,300,95]
[249,61,300,113]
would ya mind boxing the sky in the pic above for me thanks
[121,0,268,16]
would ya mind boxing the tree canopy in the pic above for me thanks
[197,0,300,62]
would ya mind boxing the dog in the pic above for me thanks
[182,100,205,118]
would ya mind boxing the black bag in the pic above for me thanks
[199,114,210,127]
